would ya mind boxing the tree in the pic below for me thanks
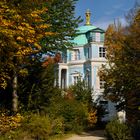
[0,0,52,88]
[0,0,53,112]
[101,7,140,123]
[40,0,82,52]
[18,54,62,111]
[68,80,93,105]
[0,0,81,112]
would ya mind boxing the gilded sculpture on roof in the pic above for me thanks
[85,9,91,25]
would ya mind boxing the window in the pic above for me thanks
[86,47,90,58]
[86,74,90,87]
[61,69,67,89]
[95,33,100,42]
[99,47,106,57]
[71,49,80,60]
[73,76,79,84]
[89,33,95,42]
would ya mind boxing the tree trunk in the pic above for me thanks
[12,73,18,113]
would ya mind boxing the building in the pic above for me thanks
[57,9,116,121]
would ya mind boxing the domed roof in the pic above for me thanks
[77,25,97,34]
[71,25,97,46]
[71,9,97,46]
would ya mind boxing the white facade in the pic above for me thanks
[57,13,116,121]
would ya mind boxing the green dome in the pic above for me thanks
[77,25,96,34]
[72,25,97,46]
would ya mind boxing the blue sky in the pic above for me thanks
[75,0,137,29]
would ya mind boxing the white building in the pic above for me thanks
[57,10,116,121]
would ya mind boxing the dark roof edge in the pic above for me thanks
[86,27,105,33]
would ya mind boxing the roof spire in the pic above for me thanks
[85,9,91,25]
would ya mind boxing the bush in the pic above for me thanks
[105,119,133,140]
[51,117,64,135]
[47,99,88,133]
[0,129,32,140]
[0,113,23,135]
[68,80,92,105]
[0,114,65,140]
[21,114,52,139]
[87,109,97,129]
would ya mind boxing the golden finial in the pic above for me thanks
[85,9,91,25]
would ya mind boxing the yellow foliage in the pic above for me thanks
[34,43,42,50]
[87,109,97,127]
[17,26,24,31]
[0,1,56,89]
[31,13,39,17]
[0,74,11,89]
[31,7,47,16]
[16,47,34,56]
[45,32,57,36]
[39,24,50,29]
[21,22,30,27]
[0,78,7,89]
[17,36,24,41]
[1,19,13,26]
[19,68,28,77]
[26,38,34,43]
[0,113,23,134]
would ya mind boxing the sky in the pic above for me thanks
[75,0,138,29]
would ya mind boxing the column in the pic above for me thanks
[58,68,61,88]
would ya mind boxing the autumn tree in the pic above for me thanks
[17,0,81,112]
[0,0,51,112]
[101,7,140,123]
[18,54,61,111]
[0,0,51,86]
[0,0,81,112]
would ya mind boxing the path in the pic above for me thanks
[66,130,106,140]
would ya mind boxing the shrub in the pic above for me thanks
[0,129,32,140]
[105,119,133,140]
[61,100,88,132]
[47,99,88,133]
[22,114,52,139]
[0,114,65,140]
[0,113,23,135]
[51,117,64,135]
[68,80,92,105]
[87,109,97,129]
